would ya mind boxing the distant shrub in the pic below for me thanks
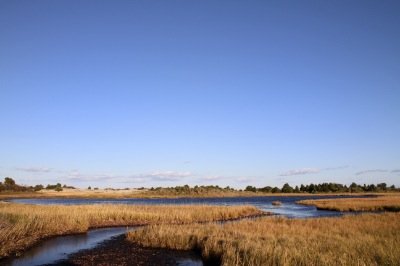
[34,185,44,191]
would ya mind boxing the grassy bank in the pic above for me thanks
[0,203,262,258]
[298,195,400,211]
[2,190,396,200]
[0,189,258,199]
[128,213,400,266]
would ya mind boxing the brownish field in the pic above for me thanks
[0,202,262,259]
[298,195,400,211]
[1,189,395,199]
[128,213,400,266]
[0,188,256,199]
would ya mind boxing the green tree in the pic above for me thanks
[4,177,16,186]
[377,183,387,191]
[34,184,44,191]
[245,186,257,192]
[271,187,281,193]
[281,183,294,193]
[259,186,272,193]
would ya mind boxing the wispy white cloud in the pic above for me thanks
[235,176,254,183]
[279,165,349,177]
[15,167,52,173]
[355,169,388,176]
[143,171,192,181]
[200,175,224,181]
[323,165,349,171]
[280,168,320,176]
[64,170,192,183]
[65,171,120,182]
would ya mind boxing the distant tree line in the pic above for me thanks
[245,182,398,193]
[148,185,236,195]
[0,177,75,192]
[146,183,398,194]
[0,177,30,192]
[1,177,398,194]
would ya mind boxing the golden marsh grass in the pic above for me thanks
[128,213,400,266]
[298,195,400,211]
[0,202,262,258]
[2,189,391,200]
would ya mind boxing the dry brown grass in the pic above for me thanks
[0,202,262,258]
[298,195,400,211]
[128,213,400,266]
[0,189,148,199]
[2,189,393,199]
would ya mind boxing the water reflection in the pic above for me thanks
[4,227,130,266]
[9,195,371,218]
[3,195,372,265]
[177,258,204,266]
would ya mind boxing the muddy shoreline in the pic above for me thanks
[0,212,268,263]
[50,234,208,266]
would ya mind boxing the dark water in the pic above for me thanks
[9,195,368,218]
[3,227,203,266]
[4,195,369,266]
[4,227,130,266]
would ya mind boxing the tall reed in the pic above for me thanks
[298,195,400,211]
[0,203,262,258]
[128,213,400,266]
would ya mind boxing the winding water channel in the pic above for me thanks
[5,195,368,265]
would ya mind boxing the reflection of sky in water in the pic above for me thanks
[9,195,370,218]
[5,226,204,266]
[177,258,204,266]
[6,227,130,266]
[5,196,370,266]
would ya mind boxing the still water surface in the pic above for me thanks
[10,195,365,218]
[4,227,129,266]
[3,227,203,266]
[5,195,367,266]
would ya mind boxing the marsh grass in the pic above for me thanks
[0,203,262,258]
[298,195,400,211]
[128,213,400,266]
[2,189,392,200]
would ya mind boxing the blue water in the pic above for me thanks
[9,195,369,218]
[3,227,131,266]
[3,195,370,265]
[3,226,204,266]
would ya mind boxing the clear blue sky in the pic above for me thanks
[1,1,399,188]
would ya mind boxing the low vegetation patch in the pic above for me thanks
[128,213,400,266]
[0,203,262,258]
[298,195,400,212]
[272,201,282,206]
[2,177,399,199]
